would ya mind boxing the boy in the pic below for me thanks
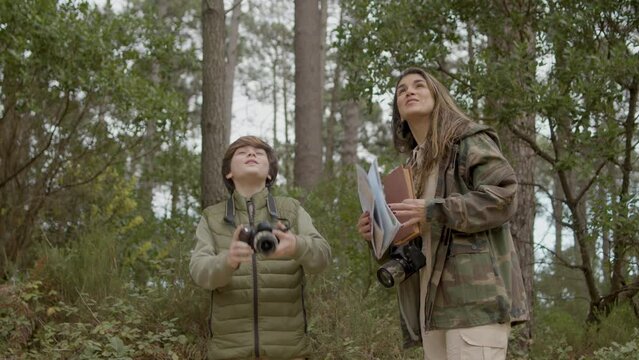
[190,136,331,360]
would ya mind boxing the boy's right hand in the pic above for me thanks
[356,211,372,242]
[227,225,254,268]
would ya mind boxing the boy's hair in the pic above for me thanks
[222,136,279,192]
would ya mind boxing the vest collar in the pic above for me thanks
[224,187,282,226]
[232,187,269,211]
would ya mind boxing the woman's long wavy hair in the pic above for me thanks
[391,67,474,176]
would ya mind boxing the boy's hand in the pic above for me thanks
[268,222,297,259]
[227,225,254,268]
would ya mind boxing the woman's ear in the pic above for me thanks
[225,172,233,180]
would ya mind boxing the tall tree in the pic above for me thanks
[201,0,227,208]
[294,0,323,191]
[479,1,538,350]
[238,1,295,185]
[510,0,639,321]
[0,0,190,275]
[225,0,241,132]
[340,100,360,166]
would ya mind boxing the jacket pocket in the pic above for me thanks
[441,231,499,305]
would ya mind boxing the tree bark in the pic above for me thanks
[225,1,241,137]
[201,0,228,209]
[340,100,360,167]
[293,0,323,191]
[324,62,340,173]
[484,0,537,352]
[610,81,637,294]
[283,60,292,185]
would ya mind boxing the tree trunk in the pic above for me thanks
[340,100,360,167]
[293,0,323,191]
[0,78,24,277]
[553,175,563,263]
[324,62,340,174]
[320,0,328,171]
[610,81,637,295]
[484,0,537,352]
[272,51,279,146]
[319,0,328,106]
[201,0,228,209]
[138,0,170,215]
[503,117,536,350]
[283,60,292,186]
[225,1,241,137]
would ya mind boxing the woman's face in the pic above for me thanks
[396,73,435,123]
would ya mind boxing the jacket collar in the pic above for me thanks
[231,187,269,212]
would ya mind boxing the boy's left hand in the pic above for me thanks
[268,222,297,259]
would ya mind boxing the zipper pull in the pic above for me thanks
[247,199,255,227]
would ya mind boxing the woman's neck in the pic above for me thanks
[406,116,430,145]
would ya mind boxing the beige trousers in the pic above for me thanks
[422,323,510,360]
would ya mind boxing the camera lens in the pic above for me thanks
[376,268,395,288]
[254,232,278,255]
[376,259,407,288]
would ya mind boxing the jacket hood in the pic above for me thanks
[458,123,502,149]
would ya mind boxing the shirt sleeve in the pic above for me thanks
[426,133,518,233]
[189,216,236,290]
[292,206,332,274]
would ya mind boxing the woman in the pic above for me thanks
[357,68,528,359]
[190,136,331,360]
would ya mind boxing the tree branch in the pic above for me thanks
[537,243,583,271]
[435,60,474,91]
[507,122,556,164]
[225,0,242,14]
[574,159,607,204]
[0,92,71,189]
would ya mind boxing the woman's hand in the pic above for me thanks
[357,211,372,241]
[389,199,426,227]
[226,225,254,268]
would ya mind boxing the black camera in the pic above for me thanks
[376,239,426,288]
[238,221,281,255]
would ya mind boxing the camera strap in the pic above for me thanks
[223,191,281,226]
[423,142,460,331]
[223,196,237,225]
[266,191,280,220]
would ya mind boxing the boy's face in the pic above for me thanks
[225,145,270,187]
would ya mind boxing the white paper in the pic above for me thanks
[356,158,401,259]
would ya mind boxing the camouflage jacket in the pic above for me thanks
[399,124,529,347]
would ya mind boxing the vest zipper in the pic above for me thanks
[247,199,260,357]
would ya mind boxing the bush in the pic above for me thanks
[531,302,639,359]
[0,280,207,359]
[33,224,125,302]
[308,273,422,359]
[593,329,639,360]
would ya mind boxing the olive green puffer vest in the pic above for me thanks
[199,189,311,360]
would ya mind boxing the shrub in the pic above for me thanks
[593,329,639,360]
